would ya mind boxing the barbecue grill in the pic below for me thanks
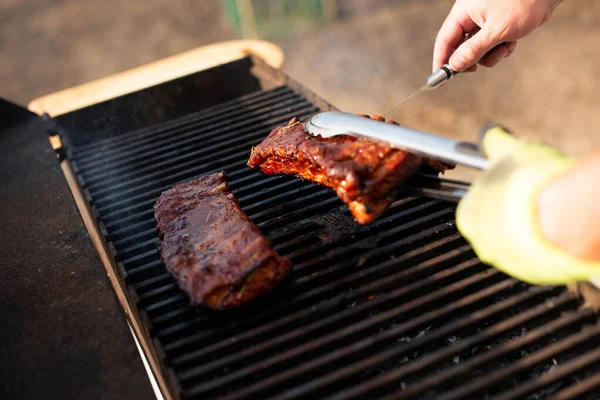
[4,48,600,400]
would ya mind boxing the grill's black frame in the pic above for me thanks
[52,55,600,400]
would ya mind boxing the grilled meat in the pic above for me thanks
[154,172,291,310]
[247,115,452,224]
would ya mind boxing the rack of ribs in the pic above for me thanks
[247,115,452,225]
[154,172,291,310]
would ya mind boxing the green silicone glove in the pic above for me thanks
[456,124,600,284]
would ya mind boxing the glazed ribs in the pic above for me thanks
[248,115,451,224]
[154,172,291,310]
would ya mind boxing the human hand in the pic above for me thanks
[456,124,600,285]
[433,0,563,72]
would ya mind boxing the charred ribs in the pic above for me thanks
[154,172,291,310]
[248,115,451,224]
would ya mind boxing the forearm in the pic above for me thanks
[537,148,600,261]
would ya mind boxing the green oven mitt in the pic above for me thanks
[456,124,600,284]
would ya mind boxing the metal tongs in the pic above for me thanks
[304,111,489,202]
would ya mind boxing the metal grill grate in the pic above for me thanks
[67,81,600,399]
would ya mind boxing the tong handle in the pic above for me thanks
[423,64,458,91]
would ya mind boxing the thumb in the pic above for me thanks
[449,27,500,71]
[481,126,518,162]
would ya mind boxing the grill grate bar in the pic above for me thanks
[153,224,461,343]
[238,180,308,206]
[293,221,458,288]
[438,322,600,400]
[264,196,424,247]
[550,366,600,399]
[112,227,157,248]
[231,175,288,199]
[101,199,159,227]
[83,124,275,191]
[110,219,160,243]
[175,259,504,379]
[111,181,332,247]
[220,286,568,398]
[116,238,158,262]
[95,165,267,217]
[323,292,580,400]
[240,185,325,216]
[75,95,309,172]
[90,108,317,211]
[104,178,322,234]
[92,158,243,214]
[121,248,158,268]
[94,158,249,214]
[389,308,597,399]
[257,197,342,231]
[284,204,453,274]
[144,293,187,313]
[132,272,172,291]
[492,338,600,400]
[108,177,291,252]
[159,230,462,341]
[183,263,504,396]
[161,231,466,353]
[87,106,317,200]
[125,259,163,279]
[155,225,461,345]
[73,86,292,157]
[138,282,179,301]
[81,97,311,190]
[155,209,459,344]
[98,169,272,224]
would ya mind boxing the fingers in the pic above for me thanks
[505,40,518,57]
[477,41,517,68]
[433,5,478,72]
[433,16,466,71]
[465,64,478,73]
[481,125,518,162]
[434,4,520,72]
[449,26,503,71]
[478,46,509,68]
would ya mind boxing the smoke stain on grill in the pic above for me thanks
[314,213,361,243]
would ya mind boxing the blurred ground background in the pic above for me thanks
[2,0,599,180]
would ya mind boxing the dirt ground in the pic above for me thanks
[0,0,233,105]
[2,0,599,180]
